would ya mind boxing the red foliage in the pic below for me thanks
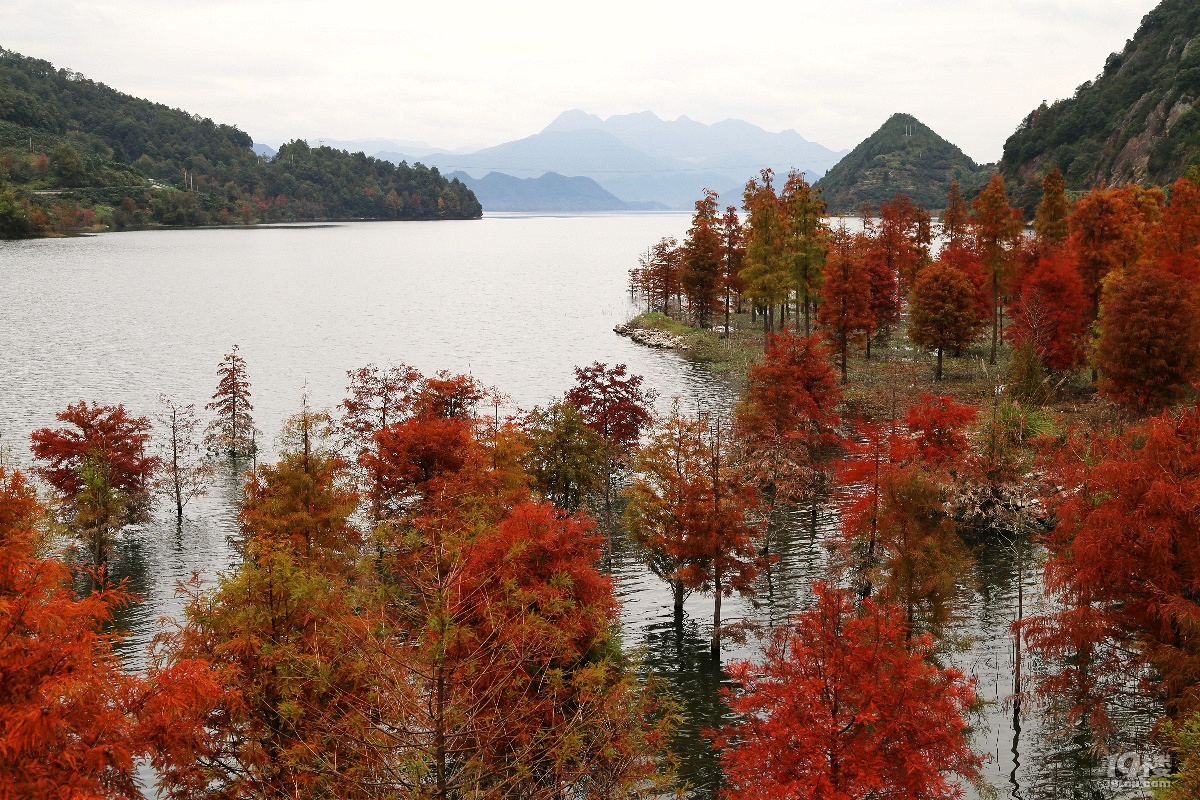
[30,400,159,500]
[1069,186,1143,318]
[716,584,982,800]
[818,227,874,381]
[31,400,158,501]
[565,362,655,452]
[1096,264,1200,412]
[0,468,218,798]
[903,394,978,471]
[735,333,841,503]
[340,362,421,452]
[1157,174,1200,283]
[1008,249,1089,372]
[412,371,486,419]
[1022,404,1200,727]
[363,415,483,516]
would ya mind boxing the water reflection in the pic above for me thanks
[0,219,1162,799]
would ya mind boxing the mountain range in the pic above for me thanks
[369,111,848,210]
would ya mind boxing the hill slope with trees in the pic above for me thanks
[814,113,985,213]
[999,0,1200,211]
[0,47,480,237]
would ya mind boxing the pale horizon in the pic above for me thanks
[1,0,1163,163]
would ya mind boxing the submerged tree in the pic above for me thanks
[625,403,761,658]
[1021,403,1200,730]
[565,362,656,530]
[716,584,982,800]
[521,400,605,513]
[0,467,218,798]
[30,400,159,565]
[205,344,256,457]
[156,394,214,518]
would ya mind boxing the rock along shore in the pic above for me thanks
[613,323,690,351]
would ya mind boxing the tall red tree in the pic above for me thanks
[734,333,841,507]
[716,584,982,800]
[1008,249,1088,373]
[818,225,873,382]
[1022,403,1200,729]
[31,400,159,564]
[0,467,218,798]
[205,344,256,457]
[1095,263,1200,412]
[971,174,1023,364]
[680,189,724,328]
[566,362,655,528]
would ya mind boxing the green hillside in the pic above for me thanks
[814,113,986,213]
[999,0,1200,212]
[0,47,480,237]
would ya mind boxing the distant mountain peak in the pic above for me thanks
[542,109,605,133]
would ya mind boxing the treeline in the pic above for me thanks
[0,47,480,237]
[636,166,1200,411]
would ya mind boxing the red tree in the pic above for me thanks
[908,261,984,381]
[734,333,841,506]
[0,467,217,798]
[1022,404,1200,728]
[971,174,1022,364]
[31,400,160,564]
[340,362,422,455]
[1095,263,1200,412]
[31,400,158,501]
[1008,249,1088,372]
[716,584,982,800]
[818,226,873,383]
[566,362,656,528]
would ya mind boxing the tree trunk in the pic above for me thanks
[840,336,848,385]
[990,274,999,365]
[936,346,943,381]
[711,569,723,661]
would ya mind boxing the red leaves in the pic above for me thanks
[716,584,982,800]
[1009,248,1088,372]
[907,260,983,380]
[31,400,158,500]
[1095,263,1200,411]
[735,333,841,504]
[1023,404,1200,728]
[0,467,219,799]
[566,362,655,452]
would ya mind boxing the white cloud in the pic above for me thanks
[0,0,1162,161]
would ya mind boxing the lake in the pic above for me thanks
[0,215,1136,799]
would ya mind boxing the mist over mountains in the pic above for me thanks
[352,111,848,211]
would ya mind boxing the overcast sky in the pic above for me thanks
[2,0,1163,162]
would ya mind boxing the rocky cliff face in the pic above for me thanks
[1000,0,1200,212]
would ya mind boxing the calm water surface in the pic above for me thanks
[0,216,1145,799]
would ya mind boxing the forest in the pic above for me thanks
[0,47,481,238]
[7,159,1200,799]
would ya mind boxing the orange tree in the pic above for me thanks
[0,467,217,799]
[715,583,982,800]
[908,261,984,381]
[1022,403,1200,730]
[1095,263,1200,412]
[817,225,873,383]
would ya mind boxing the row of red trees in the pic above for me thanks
[633,167,1200,410]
